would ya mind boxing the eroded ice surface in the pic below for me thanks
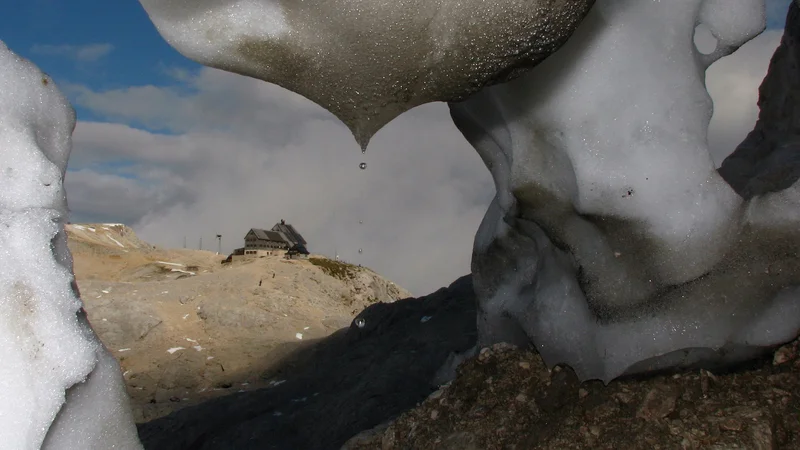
[454,0,800,382]
[137,0,594,148]
[0,42,142,448]
[140,0,800,383]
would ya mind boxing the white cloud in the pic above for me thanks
[65,27,781,296]
[31,43,114,62]
[68,70,492,295]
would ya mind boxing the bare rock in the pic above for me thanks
[637,385,679,421]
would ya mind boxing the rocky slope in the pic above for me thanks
[70,224,800,449]
[68,223,410,422]
[137,276,478,450]
[344,341,800,449]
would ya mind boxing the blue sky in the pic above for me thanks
[0,0,793,295]
[0,0,201,124]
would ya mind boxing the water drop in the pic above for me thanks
[355,318,366,328]
[358,248,363,254]
[359,162,367,170]
[359,220,363,224]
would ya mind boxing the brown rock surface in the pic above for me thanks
[68,223,409,422]
[344,342,800,449]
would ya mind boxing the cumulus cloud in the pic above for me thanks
[65,24,782,296]
[31,43,114,62]
[67,71,492,295]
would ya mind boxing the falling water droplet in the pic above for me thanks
[359,220,363,224]
[355,318,366,328]
[358,248,363,254]
[359,162,367,170]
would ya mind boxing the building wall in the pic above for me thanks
[245,238,289,251]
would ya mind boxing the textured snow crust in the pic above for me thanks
[0,42,142,449]
[455,0,800,382]
[138,0,595,148]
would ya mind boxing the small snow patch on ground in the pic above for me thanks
[156,261,185,267]
[295,333,303,340]
[193,345,203,351]
[170,268,196,275]
[107,236,124,247]
[167,347,185,354]
[185,338,198,343]
[421,316,433,323]
[206,356,214,360]
[182,314,190,320]
[87,227,96,232]
[118,348,131,352]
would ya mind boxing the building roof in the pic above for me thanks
[288,243,310,255]
[247,228,289,243]
[271,222,307,245]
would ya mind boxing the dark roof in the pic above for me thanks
[288,243,310,255]
[247,228,289,243]
[271,222,307,246]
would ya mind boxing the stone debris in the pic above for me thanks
[342,338,800,449]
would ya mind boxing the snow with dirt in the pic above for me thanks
[460,0,800,382]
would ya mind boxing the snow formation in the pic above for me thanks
[141,0,800,384]
[455,0,800,382]
[0,43,142,448]
[137,0,594,148]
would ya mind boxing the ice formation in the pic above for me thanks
[0,43,142,448]
[454,0,800,382]
[137,0,594,148]
[139,0,800,383]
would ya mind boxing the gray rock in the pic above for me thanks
[720,1,800,198]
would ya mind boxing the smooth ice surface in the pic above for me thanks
[455,0,800,382]
[138,0,594,148]
[0,42,142,448]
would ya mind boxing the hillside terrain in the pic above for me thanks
[68,223,410,422]
[70,224,800,450]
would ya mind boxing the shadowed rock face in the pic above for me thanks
[137,0,594,148]
[137,276,476,450]
[719,0,800,199]
[453,0,800,383]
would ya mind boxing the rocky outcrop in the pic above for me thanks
[345,340,800,449]
[136,276,477,450]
